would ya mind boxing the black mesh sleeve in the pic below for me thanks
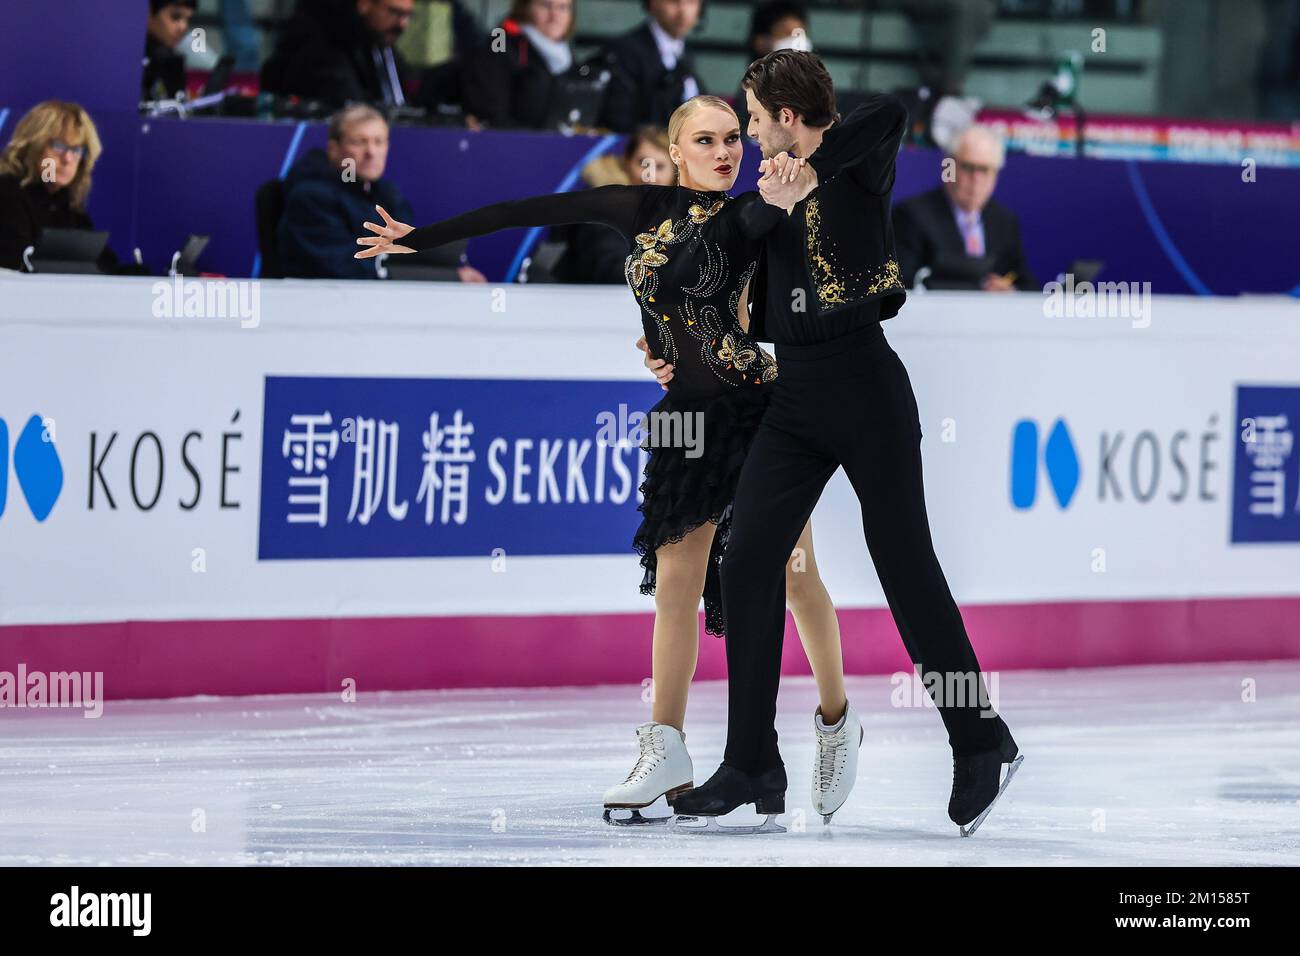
[732,190,787,240]
[401,184,648,251]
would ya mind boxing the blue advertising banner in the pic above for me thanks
[258,376,664,560]
[1232,385,1300,544]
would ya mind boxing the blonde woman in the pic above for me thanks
[356,96,861,829]
[0,100,113,273]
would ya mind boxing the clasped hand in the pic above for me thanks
[757,152,817,212]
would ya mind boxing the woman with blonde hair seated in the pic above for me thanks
[0,100,117,273]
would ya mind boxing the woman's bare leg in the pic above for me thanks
[784,519,847,723]
[649,522,717,730]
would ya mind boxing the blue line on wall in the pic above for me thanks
[252,121,310,278]
[1124,160,1213,296]
[504,133,623,283]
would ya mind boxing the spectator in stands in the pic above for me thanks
[880,0,995,96]
[0,101,120,274]
[262,0,418,108]
[398,0,484,113]
[892,124,1037,292]
[749,1,811,58]
[735,2,812,130]
[143,0,198,100]
[596,0,704,132]
[277,105,486,281]
[553,126,673,283]
[219,0,264,71]
[461,0,581,129]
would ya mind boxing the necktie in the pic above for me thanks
[961,213,983,257]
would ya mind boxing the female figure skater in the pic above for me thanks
[355,96,861,828]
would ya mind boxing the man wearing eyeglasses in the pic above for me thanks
[262,0,418,108]
[893,124,1037,293]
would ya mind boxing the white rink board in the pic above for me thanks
[2,273,1299,627]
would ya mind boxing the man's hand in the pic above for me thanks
[355,205,416,258]
[635,335,673,390]
[457,264,487,283]
[758,152,818,212]
[981,273,1016,293]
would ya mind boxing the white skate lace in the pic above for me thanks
[815,723,849,792]
[622,726,666,784]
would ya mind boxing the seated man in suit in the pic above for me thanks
[893,124,1037,292]
[277,105,485,281]
[595,0,704,132]
[261,0,416,108]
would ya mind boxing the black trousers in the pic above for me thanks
[719,323,1004,773]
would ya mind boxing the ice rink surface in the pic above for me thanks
[1,661,1297,866]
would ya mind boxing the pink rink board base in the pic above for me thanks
[2,596,1299,701]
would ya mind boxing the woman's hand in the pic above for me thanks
[635,335,673,390]
[758,152,816,212]
[758,152,806,184]
[354,205,416,259]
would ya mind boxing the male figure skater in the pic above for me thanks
[664,50,1022,834]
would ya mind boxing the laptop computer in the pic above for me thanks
[383,239,469,282]
[170,234,211,276]
[201,55,236,97]
[543,65,610,130]
[27,228,109,274]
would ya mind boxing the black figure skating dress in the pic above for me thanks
[402,184,782,636]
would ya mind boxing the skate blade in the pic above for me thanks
[602,783,693,827]
[603,807,671,827]
[959,754,1024,838]
[669,812,785,835]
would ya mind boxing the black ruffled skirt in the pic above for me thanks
[632,383,774,638]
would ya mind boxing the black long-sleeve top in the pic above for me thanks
[0,173,118,273]
[752,92,909,346]
[403,184,785,400]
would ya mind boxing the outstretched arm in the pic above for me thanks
[355,184,648,259]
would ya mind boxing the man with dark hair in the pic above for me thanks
[143,0,198,100]
[664,50,1021,835]
[261,0,418,108]
[595,0,705,132]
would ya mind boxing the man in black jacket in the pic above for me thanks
[665,51,1021,836]
[596,0,704,132]
[262,0,417,108]
[893,124,1037,292]
[277,105,487,281]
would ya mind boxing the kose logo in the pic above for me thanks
[1010,414,1222,511]
[0,414,63,522]
[1010,417,1080,510]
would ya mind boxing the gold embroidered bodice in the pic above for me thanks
[400,183,782,393]
[623,188,777,400]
